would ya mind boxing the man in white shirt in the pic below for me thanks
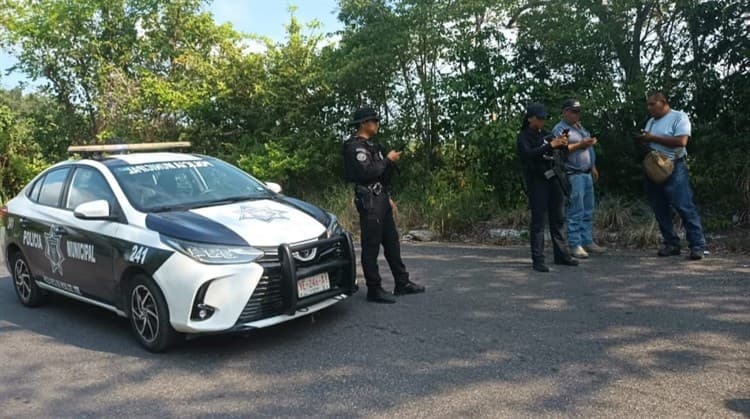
[638,92,706,260]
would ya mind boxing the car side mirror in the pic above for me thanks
[265,182,282,194]
[74,200,116,220]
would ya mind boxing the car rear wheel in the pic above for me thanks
[128,274,182,352]
[10,250,46,307]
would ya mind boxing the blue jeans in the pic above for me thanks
[645,158,705,250]
[567,173,594,248]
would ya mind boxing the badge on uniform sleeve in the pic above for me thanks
[356,151,368,162]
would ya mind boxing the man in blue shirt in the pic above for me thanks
[639,92,705,260]
[553,99,606,259]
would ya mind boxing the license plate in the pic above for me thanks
[297,273,330,298]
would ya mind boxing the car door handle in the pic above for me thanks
[19,217,31,227]
[52,226,67,235]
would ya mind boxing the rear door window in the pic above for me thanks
[28,177,45,202]
[37,168,71,207]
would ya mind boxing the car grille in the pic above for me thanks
[256,239,343,267]
[234,238,348,325]
[235,263,285,324]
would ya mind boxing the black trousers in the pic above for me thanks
[525,175,570,264]
[357,193,410,290]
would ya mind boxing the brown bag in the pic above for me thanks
[643,150,674,184]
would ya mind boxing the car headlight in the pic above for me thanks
[161,235,263,265]
[326,213,345,238]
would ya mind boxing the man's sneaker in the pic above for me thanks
[367,287,396,304]
[657,245,681,257]
[571,246,589,259]
[532,263,550,272]
[394,281,425,296]
[688,248,704,260]
[584,243,607,254]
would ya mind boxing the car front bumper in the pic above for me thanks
[155,233,358,334]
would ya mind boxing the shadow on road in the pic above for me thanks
[0,243,748,416]
[725,398,750,416]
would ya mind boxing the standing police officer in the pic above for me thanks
[343,107,425,303]
[517,103,579,272]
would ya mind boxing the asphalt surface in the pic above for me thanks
[0,243,748,418]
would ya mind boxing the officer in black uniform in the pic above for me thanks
[517,103,579,272]
[343,107,425,303]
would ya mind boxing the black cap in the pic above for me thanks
[349,107,381,126]
[525,103,548,119]
[562,99,581,111]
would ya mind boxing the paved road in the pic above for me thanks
[0,243,748,418]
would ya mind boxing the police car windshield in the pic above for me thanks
[110,158,273,212]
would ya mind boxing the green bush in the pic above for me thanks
[418,168,495,235]
[0,104,49,203]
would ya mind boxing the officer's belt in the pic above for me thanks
[566,168,592,175]
[355,182,384,195]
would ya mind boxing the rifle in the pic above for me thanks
[552,148,571,201]
[541,133,572,202]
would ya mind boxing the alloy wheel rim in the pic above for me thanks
[13,258,32,302]
[131,285,159,343]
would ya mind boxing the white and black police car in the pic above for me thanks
[0,142,357,351]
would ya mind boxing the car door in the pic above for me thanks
[13,175,46,272]
[58,166,121,302]
[19,167,73,286]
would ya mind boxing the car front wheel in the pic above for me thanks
[10,250,46,307]
[128,274,181,352]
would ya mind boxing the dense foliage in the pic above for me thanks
[1,0,747,234]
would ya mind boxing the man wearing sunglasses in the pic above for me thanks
[552,99,606,259]
[342,107,425,303]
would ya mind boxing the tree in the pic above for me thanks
[236,12,340,193]
[0,91,48,201]
[510,0,749,205]
[0,0,246,143]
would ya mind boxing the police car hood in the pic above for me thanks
[146,198,328,247]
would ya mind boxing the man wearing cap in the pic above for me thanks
[552,99,607,259]
[517,102,579,272]
[342,107,425,303]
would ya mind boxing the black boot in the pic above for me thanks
[658,244,681,257]
[394,280,425,296]
[554,257,579,266]
[367,287,396,304]
[532,262,550,272]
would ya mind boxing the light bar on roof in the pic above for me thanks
[67,142,191,154]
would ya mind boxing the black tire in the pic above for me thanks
[10,250,46,307]
[127,274,182,352]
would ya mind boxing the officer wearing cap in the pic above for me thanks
[517,103,579,272]
[343,107,425,303]
[552,99,607,259]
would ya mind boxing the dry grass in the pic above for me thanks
[594,196,661,248]
[717,227,750,254]
[490,205,531,229]
[305,189,746,253]
[300,184,358,232]
[302,185,428,240]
